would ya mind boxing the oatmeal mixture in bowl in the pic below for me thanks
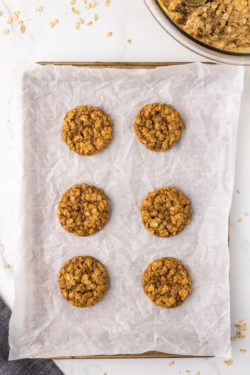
[158,0,250,52]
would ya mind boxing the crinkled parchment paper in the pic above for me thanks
[9,63,244,359]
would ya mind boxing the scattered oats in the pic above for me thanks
[240,348,247,352]
[84,4,90,9]
[12,14,19,21]
[89,1,97,7]
[79,18,84,24]
[244,212,249,216]
[7,17,13,24]
[237,332,246,339]
[106,31,112,37]
[36,6,43,12]
[236,190,240,194]
[238,218,243,222]
[168,361,175,366]
[50,21,55,28]
[0,11,2,16]
[17,20,23,25]
[14,11,20,16]
[75,21,80,29]
[224,359,233,366]
[231,335,237,341]
[71,0,76,4]
[93,14,98,21]
[4,264,11,269]
[72,7,80,15]
[20,24,25,33]
[2,29,9,35]
[127,39,132,44]
[235,322,247,331]
[104,0,110,6]
[87,21,92,25]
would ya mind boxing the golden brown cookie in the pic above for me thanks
[58,256,109,308]
[57,183,110,236]
[134,103,184,151]
[142,257,191,308]
[141,187,191,237]
[62,105,112,155]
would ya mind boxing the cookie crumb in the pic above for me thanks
[13,11,20,16]
[104,0,110,6]
[7,17,12,24]
[231,335,237,341]
[4,264,11,269]
[89,1,97,7]
[186,371,190,374]
[195,372,200,375]
[168,361,175,366]
[244,212,249,216]
[238,218,243,222]
[71,0,76,4]
[127,39,131,44]
[36,6,43,12]
[75,21,80,29]
[79,18,84,24]
[0,11,2,16]
[224,359,233,366]
[106,31,112,37]
[236,189,240,194]
[87,21,92,25]
[240,348,247,352]
[93,14,98,21]
[2,29,9,34]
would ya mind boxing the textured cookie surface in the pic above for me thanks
[134,103,183,151]
[58,256,109,308]
[141,187,191,237]
[57,183,110,236]
[142,257,191,308]
[62,105,112,155]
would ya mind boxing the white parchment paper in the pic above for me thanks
[9,63,244,359]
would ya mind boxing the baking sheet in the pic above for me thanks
[9,63,244,359]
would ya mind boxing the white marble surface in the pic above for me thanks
[0,0,249,374]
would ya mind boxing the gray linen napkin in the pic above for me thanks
[0,298,64,375]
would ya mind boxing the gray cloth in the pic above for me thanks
[0,298,64,375]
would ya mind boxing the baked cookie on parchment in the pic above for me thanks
[142,257,191,308]
[58,256,109,308]
[62,105,112,155]
[141,186,191,237]
[57,183,110,236]
[134,103,183,151]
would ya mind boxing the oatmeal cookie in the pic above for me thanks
[141,187,191,237]
[142,257,191,308]
[134,103,184,151]
[58,256,109,307]
[57,183,110,236]
[62,105,112,155]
